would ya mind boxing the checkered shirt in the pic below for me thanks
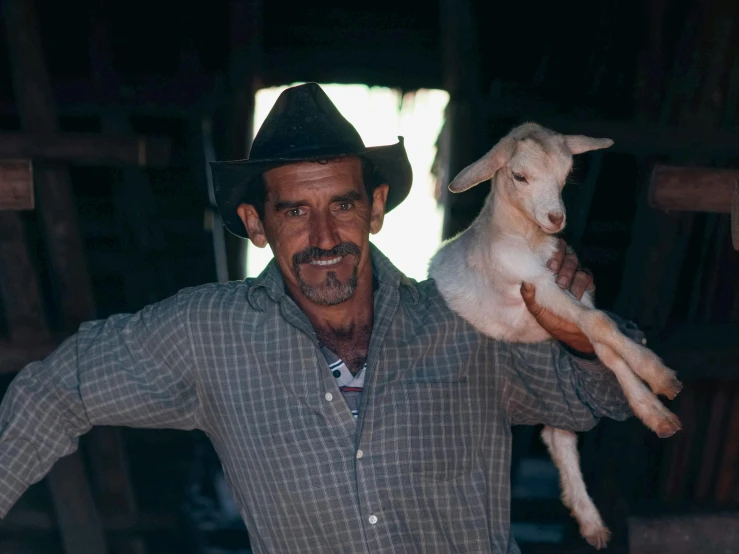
[0,244,633,553]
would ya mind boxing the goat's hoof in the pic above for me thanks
[582,525,611,550]
[655,377,683,400]
[655,412,682,438]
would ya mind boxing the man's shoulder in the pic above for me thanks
[177,279,247,297]
[171,280,251,313]
[410,276,449,306]
[402,276,476,325]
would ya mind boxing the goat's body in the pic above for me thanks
[431,203,564,344]
[429,122,681,550]
[429,198,609,547]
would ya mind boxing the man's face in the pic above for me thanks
[238,157,389,306]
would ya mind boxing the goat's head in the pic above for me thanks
[448,123,613,234]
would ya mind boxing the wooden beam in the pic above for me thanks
[191,118,229,283]
[220,0,264,281]
[649,165,739,213]
[0,133,171,167]
[0,216,49,344]
[613,0,736,327]
[0,162,39,347]
[694,384,732,501]
[438,0,485,240]
[91,11,171,310]
[529,118,739,157]
[85,428,147,554]
[649,165,739,250]
[629,512,739,553]
[4,2,108,553]
[0,161,33,210]
[68,14,157,554]
[733,179,739,250]
[715,396,739,502]
[45,454,109,554]
[5,0,96,331]
[0,76,222,118]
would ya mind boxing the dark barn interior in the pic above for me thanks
[0,0,738,552]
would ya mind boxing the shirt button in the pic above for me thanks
[368,514,378,525]
[332,369,342,378]
[356,450,364,459]
[324,392,333,401]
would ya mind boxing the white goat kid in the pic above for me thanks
[428,123,682,549]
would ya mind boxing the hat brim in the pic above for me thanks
[210,138,413,239]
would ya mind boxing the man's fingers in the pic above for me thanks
[571,269,593,301]
[547,238,567,273]
[520,282,543,316]
[557,251,579,289]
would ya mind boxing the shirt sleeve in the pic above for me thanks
[503,313,639,430]
[0,291,201,517]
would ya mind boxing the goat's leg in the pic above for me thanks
[530,279,681,437]
[541,426,610,549]
[586,314,681,400]
[591,342,681,438]
[532,278,682,400]
[577,290,680,399]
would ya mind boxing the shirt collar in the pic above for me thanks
[246,242,419,311]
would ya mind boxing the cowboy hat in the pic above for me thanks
[210,82,413,238]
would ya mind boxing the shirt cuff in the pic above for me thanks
[0,467,28,519]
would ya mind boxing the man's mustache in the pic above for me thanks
[293,243,361,265]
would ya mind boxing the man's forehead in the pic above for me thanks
[265,157,361,179]
[263,157,365,200]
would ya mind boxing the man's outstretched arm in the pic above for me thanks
[503,335,634,430]
[0,291,201,517]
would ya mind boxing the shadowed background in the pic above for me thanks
[0,0,738,552]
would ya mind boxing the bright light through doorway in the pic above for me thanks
[246,83,449,282]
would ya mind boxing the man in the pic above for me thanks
[0,83,634,553]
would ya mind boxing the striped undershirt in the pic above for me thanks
[320,346,365,420]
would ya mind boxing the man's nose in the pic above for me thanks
[310,212,341,249]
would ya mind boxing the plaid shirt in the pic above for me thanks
[0,245,632,553]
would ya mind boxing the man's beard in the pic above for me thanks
[292,242,362,306]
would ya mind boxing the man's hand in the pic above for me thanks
[520,239,595,355]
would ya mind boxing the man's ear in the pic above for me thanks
[237,204,268,248]
[369,184,390,235]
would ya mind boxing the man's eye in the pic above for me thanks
[512,173,528,183]
[338,202,352,211]
[287,208,302,217]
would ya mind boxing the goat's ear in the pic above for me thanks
[564,135,614,155]
[448,137,516,193]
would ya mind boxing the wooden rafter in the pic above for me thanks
[219,0,264,281]
[0,132,171,167]
[648,165,739,250]
[0,160,33,211]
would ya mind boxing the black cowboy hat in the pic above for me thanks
[210,82,413,239]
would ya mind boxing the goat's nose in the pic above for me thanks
[548,212,564,226]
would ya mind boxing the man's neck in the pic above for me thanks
[288,268,375,373]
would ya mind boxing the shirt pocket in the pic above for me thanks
[401,364,469,384]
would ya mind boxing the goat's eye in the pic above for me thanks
[512,172,528,183]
